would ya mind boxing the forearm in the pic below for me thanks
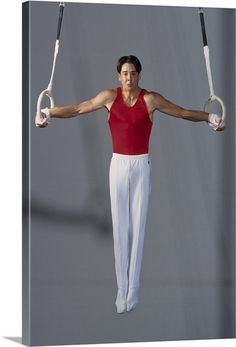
[181,109,209,122]
[50,104,82,118]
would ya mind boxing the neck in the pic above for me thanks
[121,86,141,96]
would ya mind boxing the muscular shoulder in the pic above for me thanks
[90,88,117,109]
[143,90,164,111]
[96,88,117,110]
[98,88,117,103]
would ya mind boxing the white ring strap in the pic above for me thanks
[203,46,214,97]
[202,45,226,121]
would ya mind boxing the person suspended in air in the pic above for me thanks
[35,55,226,314]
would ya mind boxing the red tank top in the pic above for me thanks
[108,87,152,155]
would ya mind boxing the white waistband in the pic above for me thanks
[112,153,149,160]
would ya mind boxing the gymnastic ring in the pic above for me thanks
[35,89,54,127]
[203,95,226,121]
[36,88,54,114]
[37,88,55,110]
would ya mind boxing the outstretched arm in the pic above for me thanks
[36,89,115,127]
[50,89,114,118]
[150,92,225,131]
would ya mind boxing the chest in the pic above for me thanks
[111,97,149,122]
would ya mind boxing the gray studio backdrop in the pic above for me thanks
[22,1,235,346]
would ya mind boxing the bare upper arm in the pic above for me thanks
[89,89,116,112]
[143,91,165,112]
[147,92,184,117]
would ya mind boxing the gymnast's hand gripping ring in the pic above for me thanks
[203,95,226,122]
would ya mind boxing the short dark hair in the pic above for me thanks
[117,55,142,74]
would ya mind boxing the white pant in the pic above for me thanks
[109,153,151,294]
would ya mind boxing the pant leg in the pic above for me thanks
[109,156,130,293]
[128,156,151,289]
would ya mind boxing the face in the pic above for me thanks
[118,63,141,90]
